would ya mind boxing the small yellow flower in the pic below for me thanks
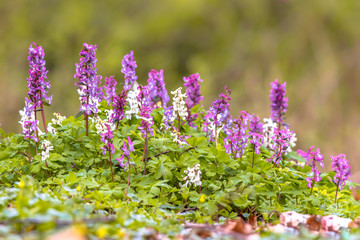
[117,229,126,238]
[73,223,87,236]
[76,185,81,192]
[96,226,107,239]
[199,194,206,203]
[19,180,25,188]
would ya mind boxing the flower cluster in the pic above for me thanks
[100,124,115,156]
[331,154,351,190]
[139,106,154,137]
[26,43,52,111]
[147,69,170,108]
[116,136,135,171]
[250,132,264,155]
[137,84,150,108]
[203,86,231,141]
[125,86,141,120]
[183,73,203,127]
[121,51,138,91]
[171,87,188,121]
[268,128,294,165]
[162,106,174,130]
[183,73,204,109]
[110,90,127,124]
[74,43,103,115]
[183,164,202,188]
[298,146,324,188]
[19,102,39,142]
[262,118,277,149]
[224,112,249,158]
[90,116,109,135]
[104,76,117,106]
[171,128,189,147]
[249,115,263,135]
[269,79,288,127]
[47,113,66,134]
[41,139,53,162]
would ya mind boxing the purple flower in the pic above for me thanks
[224,111,249,158]
[250,132,263,155]
[162,106,174,130]
[331,154,351,190]
[116,136,135,171]
[110,90,127,124]
[104,76,117,106]
[249,115,263,135]
[100,124,115,155]
[203,86,231,141]
[147,69,170,108]
[269,79,288,127]
[183,73,204,109]
[268,128,294,165]
[298,146,324,188]
[183,73,204,127]
[139,106,154,137]
[121,51,137,91]
[19,101,39,142]
[25,42,52,112]
[74,43,103,115]
[137,84,150,108]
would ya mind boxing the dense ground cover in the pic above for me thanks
[0,43,359,239]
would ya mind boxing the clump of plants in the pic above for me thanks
[0,42,358,239]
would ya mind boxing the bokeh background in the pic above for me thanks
[1,0,360,175]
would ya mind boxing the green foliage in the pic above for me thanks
[0,103,359,239]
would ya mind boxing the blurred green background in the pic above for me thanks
[1,0,360,175]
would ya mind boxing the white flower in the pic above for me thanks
[208,120,224,140]
[77,88,101,114]
[19,104,37,131]
[171,87,188,121]
[41,139,53,162]
[171,129,189,147]
[51,113,66,126]
[47,113,66,134]
[183,164,202,188]
[287,131,297,153]
[90,115,115,135]
[125,87,141,119]
[263,118,277,149]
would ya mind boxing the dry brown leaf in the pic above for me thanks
[47,227,86,240]
[223,219,252,235]
[307,215,322,231]
[249,215,257,230]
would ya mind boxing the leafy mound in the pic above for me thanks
[0,101,359,238]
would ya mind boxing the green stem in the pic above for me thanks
[125,160,131,201]
[40,93,47,134]
[143,130,148,174]
[109,150,114,182]
[252,144,255,168]
[334,182,339,204]
[309,180,315,196]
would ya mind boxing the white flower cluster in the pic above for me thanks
[263,118,277,149]
[262,118,297,153]
[77,88,101,114]
[90,115,114,135]
[287,131,297,153]
[171,87,188,121]
[47,113,66,134]
[171,128,189,147]
[18,105,38,132]
[41,139,53,162]
[183,164,202,188]
[125,87,141,120]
